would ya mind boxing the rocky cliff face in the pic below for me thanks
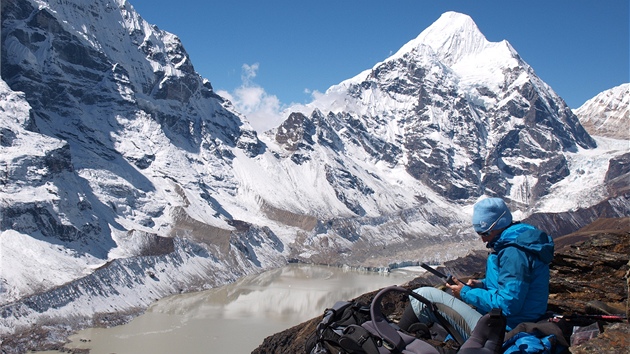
[1,2,628,353]
[1,0,272,296]
[1,0,286,347]
[292,12,597,204]
[574,83,629,140]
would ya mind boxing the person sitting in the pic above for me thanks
[398,197,555,341]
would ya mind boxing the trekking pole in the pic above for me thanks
[549,313,627,326]
[420,263,457,285]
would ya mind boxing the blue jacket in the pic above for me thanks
[460,223,554,330]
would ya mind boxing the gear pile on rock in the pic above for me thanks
[253,217,629,354]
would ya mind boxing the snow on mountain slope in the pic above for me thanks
[0,0,283,308]
[534,135,629,212]
[1,3,628,351]
[0,80,104,301]
[0,2,476,342]
[288,11,598,207]
[574,83,629,140]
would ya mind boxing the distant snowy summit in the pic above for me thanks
[574,83,630,140]
[312,11,520,114]
[289,11,595,203]
[1,3,629,352]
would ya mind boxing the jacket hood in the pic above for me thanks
[491,223,555,264]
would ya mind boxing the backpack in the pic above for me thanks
[305,300,372,353]
[305,286,467,354]
[305,284,575,354]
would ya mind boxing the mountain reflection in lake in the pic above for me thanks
[49,264,417,354]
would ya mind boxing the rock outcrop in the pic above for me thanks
[574,83,629,140]
[253,217,629,354]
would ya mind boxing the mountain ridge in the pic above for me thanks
[286,11,598,205]
[0,1,628,352]
[574,83,629,140]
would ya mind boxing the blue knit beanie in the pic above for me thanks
[472,198,513,233]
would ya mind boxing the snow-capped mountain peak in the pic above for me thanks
[291,11,598,205]
[1,3,628,351]
[574,83,630,140]
[392,11,495,66]
[318,11,521,118]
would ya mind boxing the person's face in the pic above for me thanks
[478,228,500,244]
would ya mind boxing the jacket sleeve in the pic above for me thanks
[460,247,531,316]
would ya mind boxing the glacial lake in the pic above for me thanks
[39,264,424,354]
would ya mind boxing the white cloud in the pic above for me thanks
[241,63,259,84]
[218,63,285,133]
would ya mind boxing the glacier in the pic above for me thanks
[0,2,628,352]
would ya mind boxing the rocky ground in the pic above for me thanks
[252,217,630,354]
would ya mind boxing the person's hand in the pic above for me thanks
[466,279,483,288]
[445,276,465,299]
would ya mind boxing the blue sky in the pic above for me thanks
[130,0,628,129]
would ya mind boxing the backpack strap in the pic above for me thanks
[368,286,408,352]
[406,288,467,346]
[368,286,466,349]
[365,286,442,354]
[317,301,354,333]
[339,324,382,354]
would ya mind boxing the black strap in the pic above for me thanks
[339,324,381,354]
[369,286,466,348]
